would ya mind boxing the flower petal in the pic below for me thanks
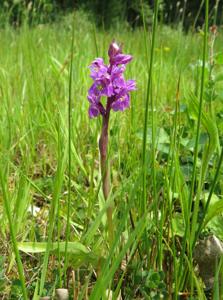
[126,79,136,91]
[89,104,100,118]
[111,94,130,111]
[112,54,132,65]
[89,58,108,80]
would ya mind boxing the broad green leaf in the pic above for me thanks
[18,241,99,267]
[137,128,170,144]
[18,241,88,254]
[188,94,219,184]
[207,216,223,240]
[172,213,185,237]
[203,192,219,205]
[203,199,223,227]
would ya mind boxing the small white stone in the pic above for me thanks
[55,288,69,300]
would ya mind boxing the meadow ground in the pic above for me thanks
[0,10,223,299]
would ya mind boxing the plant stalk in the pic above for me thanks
[99,106,113,243]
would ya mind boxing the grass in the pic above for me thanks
[0,6,223,299]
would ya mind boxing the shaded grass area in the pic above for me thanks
[0,9,223,299]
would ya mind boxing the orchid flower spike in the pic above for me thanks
[87,41,136,118]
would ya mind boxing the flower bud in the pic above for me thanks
[108,41,121,59]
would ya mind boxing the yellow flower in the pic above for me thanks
[163,47,170,52]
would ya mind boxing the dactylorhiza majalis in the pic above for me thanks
[87,41,136,241]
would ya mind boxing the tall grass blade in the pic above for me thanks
[142,0,159,215]
[190,0,209,245]
[178,0,209,291]
[0,168,28,300]
[63,13,75,285]
[39,138,67,296]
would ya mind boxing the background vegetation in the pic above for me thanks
[1,0,223,29]
[0,0,223,299]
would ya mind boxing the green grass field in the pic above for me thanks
[0,7,223,300]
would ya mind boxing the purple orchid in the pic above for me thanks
[87,42,136,243]
[87,41,136,118]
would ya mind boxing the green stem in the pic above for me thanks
[39,156,64,295]
[213,0,219,25]
[142,0,159,215]
[177,0,209,291]
[57,117,62,288]
[64,13,75,285]
[192,0,205,32]
[99,108,113,243]
[190,0,209,246]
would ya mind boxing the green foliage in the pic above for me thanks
[1,0,223,28]
[0,256,5,293]
[123,266,167,299]
[0,0,56,26]
[10,279,23,299]
[1,0,151,28]
[18,241,98,266]
[0,5,223,299]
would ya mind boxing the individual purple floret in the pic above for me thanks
[87,41,136,118]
